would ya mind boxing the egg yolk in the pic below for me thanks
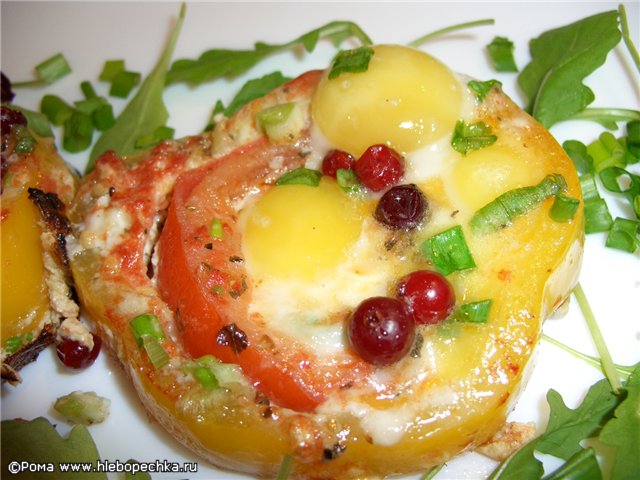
[451,144,535,210]
[242,178,365,281]
[312,44,463,157]
[1,190,49,344]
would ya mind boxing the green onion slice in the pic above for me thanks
[328,46,374,80]
[129,313,165,347]
[109,70,141,98]
[99,59,126,82]
[40,94,74,126]
[469,174,567,233]
[4,333,33,354]
[605,217,639,253]
[256,102,295,128]
[451,120,497,156]
[453,300,492,324]
[35,53,72,84]
[550,193,580,223]
[209,218,224,240]
[487,36,518,72]
[421,225,476,276]
[134,125,174,149]
[63,111,94,153]
[275,167,322,187]
[563,139,594,175]
[467,79,501,102]
[141,334,169,369]
[336,168,361,194]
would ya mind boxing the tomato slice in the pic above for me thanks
[157,137,369,411]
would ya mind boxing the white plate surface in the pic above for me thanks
[1,2,639,479]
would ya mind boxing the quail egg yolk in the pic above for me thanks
[242,178,366,281]
[312,44,463,157]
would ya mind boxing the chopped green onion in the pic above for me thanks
[209,218,224,240]
[40,94,74,126]
[336,168,361,194]
[14,135,36,154]
[626,120,640,154]
[599,166,640,217]
[256,102,295,128]
[467,79,502,102]
[4,333,33,354]
[328,46,374,80]
[182,357,221,390]
[129,313,165,347]
[421,225,476,275]
[275,167,322,187]
[605,217,639,252]
[74,97,107,116]
[63,111,94,153]
[451,120,497,155]
[469,174,567,233]
[141,334,169,369]
[80,80,98,99]
[109,70,141,98]
[563,139,594,175]
[584,198,614,233]
[99,59,126,82]
[550,193,580,222]
[275,454,293,480]
[54,391,110,425]
[453,300,492,324]
[92,103,115,131]
[134,125,175,149]
[587,133,628,172]
[487,36,518,72]
[35,53,72,84]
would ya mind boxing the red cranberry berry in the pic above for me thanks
[354,144,404,192]
[348,296,415,365]
[56,332,102,369]
[1,106,27,134]
[374,184,428,230]
[322,149,355,178]
[397,270,455,325]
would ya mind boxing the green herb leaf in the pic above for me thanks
[606,217,639,252]
[563,139,594,175]
[1,417,106,479]
[451,120,497,155]
[87,3,186,171]
[452,300,492,324]
[599,364,640,480]
[517,10,621,128]
[336,168,361,195]
[109,70,141,98]
[421,225,476,275]
[99,59,125,82]
[542,447,602,480]
[487,36,518,72]
[7,104,53,138]
[469,174,567,233]
[166,21,372,87]
[467,79,502,102]
[275,167,322,187]
[328,46,374,80]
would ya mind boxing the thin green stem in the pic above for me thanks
[541,333,633,378]
[573,283,623,393]
[570,107,640,123]
[408,19,495,47]
[420,464,444,480]
[618,4,640,74]
[275,454,293,480]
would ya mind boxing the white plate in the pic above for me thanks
[2,2,639,479]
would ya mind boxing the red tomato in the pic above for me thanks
[157,138,370,411]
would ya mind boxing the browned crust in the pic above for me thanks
[1,324,56,384]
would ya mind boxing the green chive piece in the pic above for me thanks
[626,120,640,158]
[421,225,476,276]
[129,313,165,347]
[92,103,115,131]
[563,140,594,175]
[453,300,492,324]
[134,125,175,149]
[141,334,169,369]
[209,218,224,239]
[54,391,110,425]
[605,217,639,253]
[469,174,567,233]
[275,455,293,480]
[109,70,141,98]
[275,167,322,187]
[14,135,36,154]
[256,103,295,128]
[451,120,497,156]
[40,94,74,126]
[579,173,614,233]
[99,59,126,82]
[35,53,72,84]
[599,167,640,217]
[550,193,580,223]
[80,80,98,99]
[467,79,502,102]
[63,111,94,153]
[328,46,374,80]
[192,366,219,389]
[336,168,361,194]
[487,36,518,72]
[4,333,33,354]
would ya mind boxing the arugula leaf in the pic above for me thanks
[518,11,621,128]
[542,448,602,480]
[166,21,372,87]
[450,120,497,155]
[467,79,502,102]
[87,3,185,171]
[599,364,640,480]
[1,417,106,479]
[328,46,374,79]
